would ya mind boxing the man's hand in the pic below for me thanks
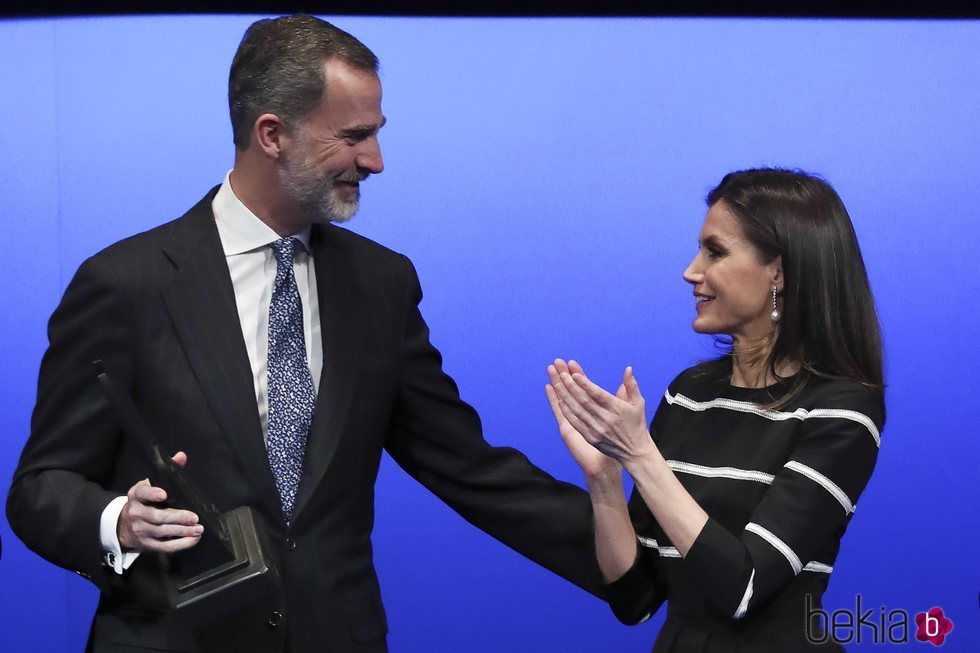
[117,451,203,553]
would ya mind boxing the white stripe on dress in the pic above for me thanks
[640,535,832,574]
[784,460,854,514]
[734,569,755,619]
[803,561,834,574]
[636,536,681,558]
[667,460,774,485]
[745,522,803,575]
[664,391,881,447]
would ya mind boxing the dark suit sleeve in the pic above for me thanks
[7,254,134,589]
[382,256,605,597]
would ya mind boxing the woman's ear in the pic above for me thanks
[770,255,784,293]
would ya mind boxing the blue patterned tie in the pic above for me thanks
[267,237,316,522]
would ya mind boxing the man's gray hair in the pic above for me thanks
[228,14,379,150]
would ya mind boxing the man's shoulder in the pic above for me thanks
[313,225,426,304]
[314,223,418,286]
[316,222,405,261]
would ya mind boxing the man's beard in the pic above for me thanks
[279,146,361,224]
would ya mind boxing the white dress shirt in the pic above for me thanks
[100,173,322,572]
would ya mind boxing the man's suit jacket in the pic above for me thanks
[7,189,602,653]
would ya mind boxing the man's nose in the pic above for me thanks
[357,138,384,175]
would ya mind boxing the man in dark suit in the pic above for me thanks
[6,15,601,653]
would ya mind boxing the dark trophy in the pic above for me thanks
[94,361,280,620]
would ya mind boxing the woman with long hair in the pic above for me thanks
[548,168,884,651]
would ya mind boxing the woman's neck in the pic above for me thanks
[730,338,799,388]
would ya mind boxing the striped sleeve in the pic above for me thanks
[605,541,667,625]
[603,389,673,625]
[681,382,883,619]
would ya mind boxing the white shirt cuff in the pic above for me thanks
[100,495,140,574]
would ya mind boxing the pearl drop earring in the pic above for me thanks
[770,285,781,323]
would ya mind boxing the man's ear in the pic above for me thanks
[253,113,286,160]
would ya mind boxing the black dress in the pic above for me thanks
[607,365,884,652]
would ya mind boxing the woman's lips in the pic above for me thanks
[695,296,714,311]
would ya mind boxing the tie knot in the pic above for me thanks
[271,237,298,267]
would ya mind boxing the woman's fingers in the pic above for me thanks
[570,370,616,408]
[550,365,604,437]
[566,360,612,405]
[547,366,586,432]
[544,383,568,426]
[555,359,625,427]
[624,366,644,403]
[558,369,608,423]
[615,383,628,401]
[549,360,652,465]
[552,359,646,448]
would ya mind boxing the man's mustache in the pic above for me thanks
[337,172,368,184]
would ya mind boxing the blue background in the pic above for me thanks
[1,15,977,651]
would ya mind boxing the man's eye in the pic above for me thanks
[344,131,372,143]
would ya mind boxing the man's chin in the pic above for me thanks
[313,200,359,224]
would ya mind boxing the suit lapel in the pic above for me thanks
[159,192,283,525]
[291,225,367,521]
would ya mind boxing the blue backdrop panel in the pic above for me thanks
[1,15,977,652]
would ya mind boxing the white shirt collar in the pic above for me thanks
[212,171,312,256]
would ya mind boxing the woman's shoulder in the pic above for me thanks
[663,360,732,400]
[661,364,884,427]
[669,360,725,387]
[795,374,886,429]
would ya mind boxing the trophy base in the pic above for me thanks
[166,506,280,620]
